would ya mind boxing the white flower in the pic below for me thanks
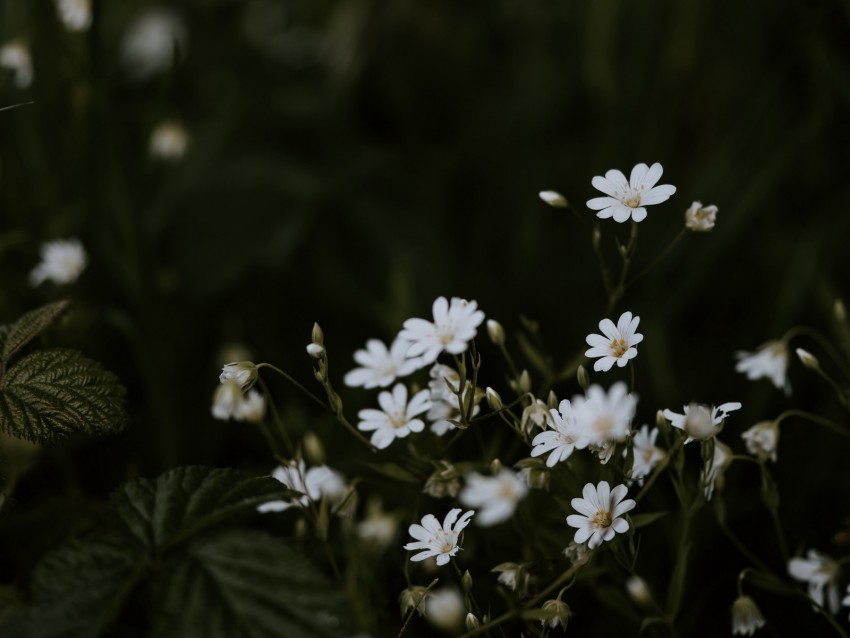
[566,481,635,549]
[233,389,266,423]
[423,587,465,632]
[663,401,741,442]
[520,398,552,434]
[538,190,568,208]
[530,399,589,467]
[356,383,431,449]
[149,120,189,161]
[404,508,474,566]
[398,296,485,365]
[629,425,665,484]
[539,599,572,629]
[29,238,87,286]
[356,500,397,549]
[0,40,33,88]
[585,311,644,372]
[731,595,766,635]
[842,585,850,620]
[121,9,188,80]
[491,562,526,592]
[702,439,732,500]
[211,379,243,420]
[258,459,347,513]
[459,469,528,526]
[788,549,840,614]
[344,337,420,388]
[426,363,480,435]
[741,421,779,462]
[575,382,637,458]
[55,0,92,32]
[219,361,258,390]
[735,340,790,395]
[684,201,718,232]
[586,162,676,223]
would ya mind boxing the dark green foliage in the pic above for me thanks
[2,467,348,638]
[0,301,70,363]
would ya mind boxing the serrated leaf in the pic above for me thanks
[631,512,667,529]
[0,348,127,444]
[0,301,70,363]
[110,466,297,550]
[152,530,350,638]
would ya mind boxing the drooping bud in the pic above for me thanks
[795,347,820,370]
[538,190,568,208]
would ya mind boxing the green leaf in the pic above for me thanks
[152,530,350,638]
[109,466,297,550]
[0,348,127,444]
[0,301,70,363]
[630,512,667,529]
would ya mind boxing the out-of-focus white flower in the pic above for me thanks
[530,398,589,467]
[663,401,741,442]
[356,383,431,449]
[788,549,841,614]
[491,562,528,592]
[684,201,718,232]
[539,599,572,629]
[258,459,347,513]
[626,575,653,606]
[0,40,33,88]
[575,382,636,451]
[149,120,189,161]
[233,389,265,422]
[219,361,258,390]
[741,420,779,462]
[398,296,485,365]
[404,508,474,566]
[701,438,732,500]
[29,238,87,286]
[55,0,92,32]
[566,480,635,549]
[459,468,528,526]
[426,363,481,436]
[731,595,766,635]
[424,587,465,632]
[538,190,568,208]
[211,379,243,420]
[586,162,676,223]
[585,311,644,372]
[343,337,420,388]
[121,9,188,80]
[735,340,790,395]
[629,425,665,484]
[356,500,397,549]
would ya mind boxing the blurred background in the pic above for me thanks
[2,0,850,635]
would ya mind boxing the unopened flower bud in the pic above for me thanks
[311,322,324,345]
[306,343,325,358]
[625,575,652,606]
[465,612,480,631]
[592,225,602,249]
[486,319,505,346]
[461,570,473,592]
[835,299,847,323]
[538,190,568,208]
[547,390,558,410]
[576,364,590,391]
[489,458,502,474]
[302,431,325,465]
[485,387,503,411]
[795,348,820,370]
[518,370,531,394]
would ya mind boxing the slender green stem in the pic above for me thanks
[256,377,294,459]
[396,578,440,638]
[627,228,686,288]
[775,409,850,439]
[783,325,850,378]
[716,516,771,572]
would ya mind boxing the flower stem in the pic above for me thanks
[627,228,686,288]
[774,409,850,440]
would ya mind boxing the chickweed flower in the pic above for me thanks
[629,425,665,484]
[211,379,243,421]
[731,595,766,635]
[459,468,528,526]
[258,459,347,513]
[663,401,741,442]
[530,398,589,467]
[702,438,732,500]
[423,461,462,498]
[219,361,258,390]
[586,162,676,223]
[585,311,644,372]
[788,549,841,614]
[576,382,637,452]
[399,585,428,618]
[538,190,568,208]
[735,340,790,395]
[398,296,484,365]
[29,238,87,286]
[424,587,465,632]
[149,120,189,161]
[684,201,718,232]
[0,40,33,89]
[404,508,474,566]
[55,0,92,32]
[539,599,572,629]
[491,562,528,593]
[356,500,397,549]
[567,481,635,549]
[357,383,431,449]
[741,420,779,462]
[344,337,420,389]
[233,389,266,423]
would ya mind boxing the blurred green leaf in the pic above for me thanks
[0,300,70,363]
[0,348,126,444]
[362,462,421,483]
[631,512,667,529]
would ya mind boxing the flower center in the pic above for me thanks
[592,509,612,528]
[642,448,656,463]
[499,483,516,499]
[592,415,614,436]
[610,338,628,357]
[388,412,407,428]
[625,195,641,208]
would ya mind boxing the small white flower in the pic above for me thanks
[684,201,718,232]
[788,549,840,614]
[55,0,92,32]
[233,389,266,423]
[356,500,397,549]
[585,311,644,372]
[663,401,741,442]
[538,190,568,208]
[586,162,676,223]
[211,379,243,420]
[344,337,421,388]
[258,459,347,513]
[404,508,474,566]
[459,469,528,526]
[530,399,589,467]
[121,9,188,80]
[398,296,485,365]
[356,383,432,449]
[219,361,258,390]
[575,382,636,451]
[491,562,526,592]
[149,120,189,161]
[426,363,481,435]
[702,439,732,500]
[29,238,87,286]
[731,595,766,635]
[629,425,665,484]
[520,398,552,434]
[735,340,790,395]
[423,587,465,632]
[566,480,635,549]
[0,40,33,88]
[741,421,779,462]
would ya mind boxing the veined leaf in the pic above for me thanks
[0,301,70,364]
[152,530,350,638]
[0,348,127,444]
[109,466,297,550]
